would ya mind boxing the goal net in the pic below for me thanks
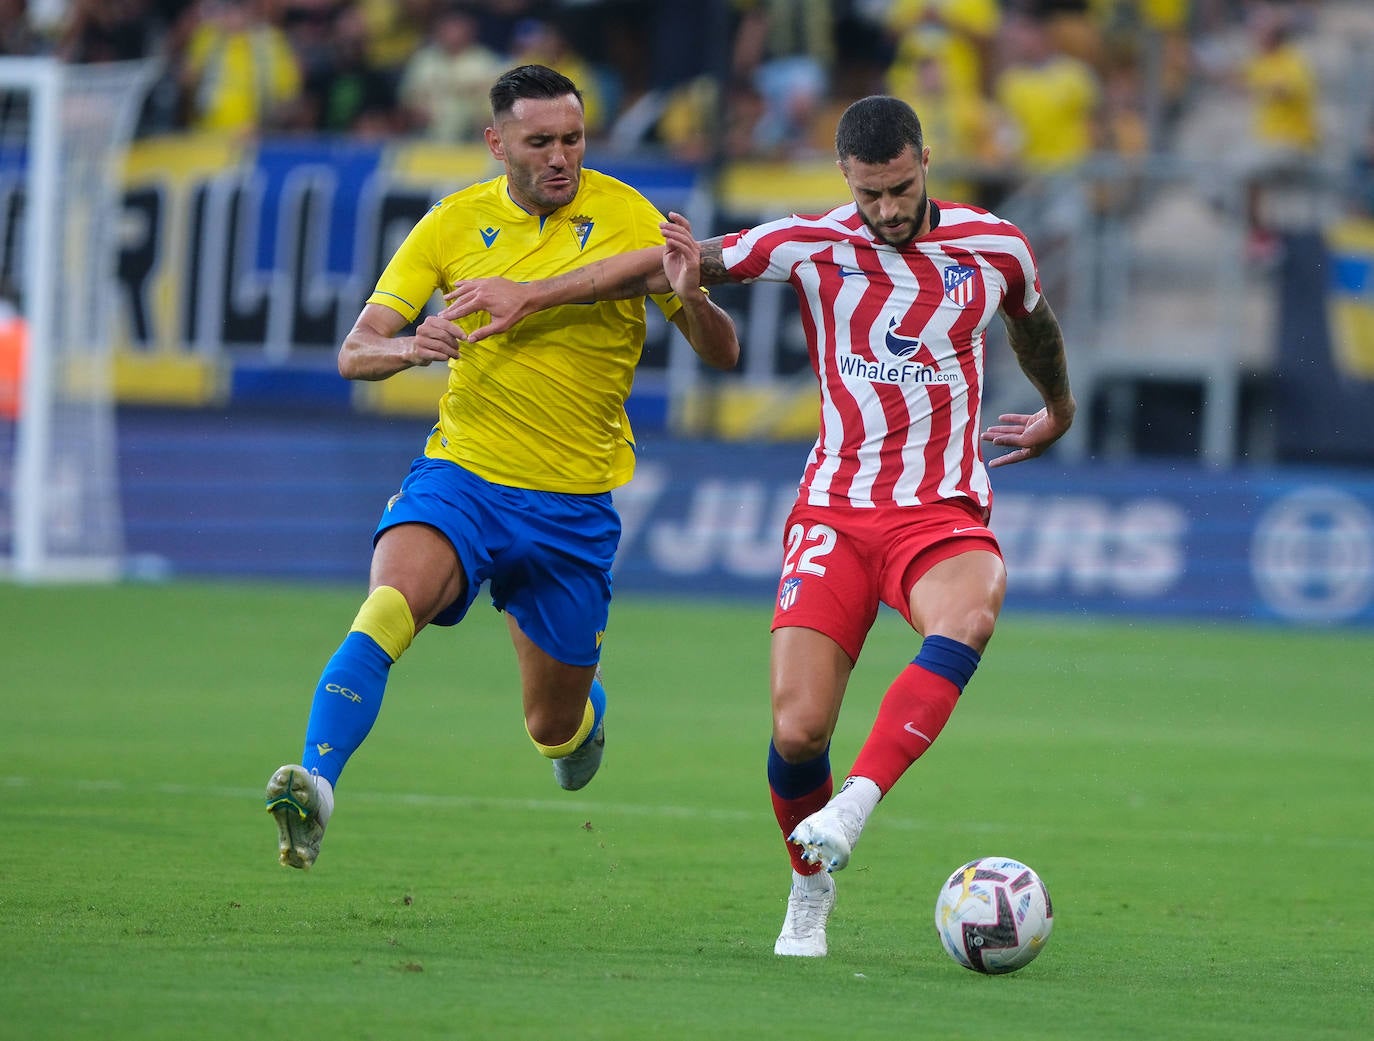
[0,58,158,582]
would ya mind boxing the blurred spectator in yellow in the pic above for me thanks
[1235,1,1321,257]
[178,0,303,135]
[993,11,1103,173]
[899,38,1011,207]
[883,0,1000,103]
[732,0,836,159]
[657,74,765,164]
[397,2,504,143]
[654,76,719,164]
[1241,3,1320,158]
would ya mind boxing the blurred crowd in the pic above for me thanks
[0,0,1369,216]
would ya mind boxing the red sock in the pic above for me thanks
[849,663,961,793]
[770,780,832,876]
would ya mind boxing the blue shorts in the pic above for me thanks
[375,456,620,666]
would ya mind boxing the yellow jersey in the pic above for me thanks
[368,168,682,494]
[183,24,302,134]
[995,55,1100,172]
[1244,43,1320,152]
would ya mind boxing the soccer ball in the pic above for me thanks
[933,856,1054,974]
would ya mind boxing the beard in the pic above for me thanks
[508,166,580,214]
[864,189,929,247]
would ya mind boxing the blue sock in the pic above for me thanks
[301,631,392,787]
[914,634,981,690]
[584,672,607,747]
[767,740,831,799]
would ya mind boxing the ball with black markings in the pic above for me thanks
[934,856,1054,974]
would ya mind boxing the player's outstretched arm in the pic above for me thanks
[983,297,1077,467]
[662,212,740,370]
[338,303,463,381]
[439,244,670,343]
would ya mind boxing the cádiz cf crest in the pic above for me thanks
[569,214,594,251]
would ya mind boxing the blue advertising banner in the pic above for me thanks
[611,441,1374,626]
[119,410,1374,627]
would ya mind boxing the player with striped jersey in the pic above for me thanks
[442,95,1075,956]
[264,65,739,870]
[724,193,1038,512]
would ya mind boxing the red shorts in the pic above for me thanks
[770,498,1002,663]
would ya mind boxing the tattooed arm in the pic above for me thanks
[692,237,733,287]
[440,212,738,343]
[981,296,1078,468]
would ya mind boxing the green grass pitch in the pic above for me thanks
[1,581,1371,1040]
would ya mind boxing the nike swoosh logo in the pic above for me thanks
[837,267,865,278]
[952,526,988,535]
[903,723,933,743]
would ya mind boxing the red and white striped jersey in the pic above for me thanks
[721,200,1041,511]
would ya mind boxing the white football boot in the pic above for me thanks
[788,798,866,873]
[774,870,837,957]
[265,764,334,869]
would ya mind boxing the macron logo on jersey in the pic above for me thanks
[480,226,500,248]
[943,264,977,306]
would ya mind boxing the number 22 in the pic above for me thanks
[782,522,837,577]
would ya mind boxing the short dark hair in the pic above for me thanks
[835,96,924,165]
[489,64,584,120]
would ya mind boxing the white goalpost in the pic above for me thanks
[0,57,158,582]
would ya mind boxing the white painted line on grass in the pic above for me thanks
[4,774,1372,853]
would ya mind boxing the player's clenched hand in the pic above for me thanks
[661,212,700,297]
[409,313,464,366]
[981,408,1070,467]
[440,278,532,342]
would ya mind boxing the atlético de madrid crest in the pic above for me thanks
[943,264,976,306]
[778,576,802,611]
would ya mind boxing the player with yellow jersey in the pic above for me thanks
[374,166,674,493]
[264,65,739,870]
